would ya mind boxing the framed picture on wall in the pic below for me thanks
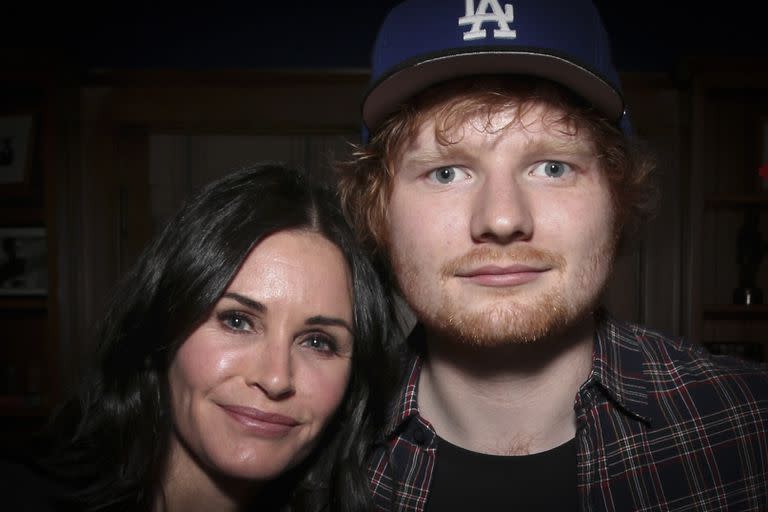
[0,227,47,296]
[0,114,36,185]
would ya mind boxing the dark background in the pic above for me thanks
[3,2,765,74]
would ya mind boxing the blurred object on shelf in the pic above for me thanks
[733,206,766,305]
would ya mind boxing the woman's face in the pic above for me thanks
[167,229,354,484]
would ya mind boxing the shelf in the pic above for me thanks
[703,304,768,318]
[0,296,47,311]
[704,195,768,209]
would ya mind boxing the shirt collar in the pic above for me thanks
[378,321,434,439]
[383,341,425,438]
[588,309,653,424]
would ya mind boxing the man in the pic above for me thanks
[337,0,768,510]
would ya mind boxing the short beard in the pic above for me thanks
[429,287,573,346]
[395,242,615,347]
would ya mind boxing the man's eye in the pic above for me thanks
[533,161,572,178]
[429,166,469,184]
[218,312,252,332]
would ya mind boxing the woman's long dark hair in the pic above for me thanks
[42,163,399,511]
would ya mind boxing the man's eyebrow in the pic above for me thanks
[399,146,471,167]
[222,292,265,312]
[522,136,594,156]
[306,315,354,335]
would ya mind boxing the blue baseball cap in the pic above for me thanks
[362,0,628,137]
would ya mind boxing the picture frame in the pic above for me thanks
[0,227,48,296]
[0,114,36,185]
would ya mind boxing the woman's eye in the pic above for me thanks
[532,161,572,178]
[429,166,469,184]
[218,312,253,332]
[301,333,337,354]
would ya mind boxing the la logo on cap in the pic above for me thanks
[458,0,516,41]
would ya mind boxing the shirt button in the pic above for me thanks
[413,426,427,445]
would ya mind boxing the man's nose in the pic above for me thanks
[470,172,533,244]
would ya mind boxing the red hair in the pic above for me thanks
[336,77,658,257]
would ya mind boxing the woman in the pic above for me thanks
[5,163,398,511]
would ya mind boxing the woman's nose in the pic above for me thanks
[248,340,295,400]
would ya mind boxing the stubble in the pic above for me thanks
[393,241,615,347]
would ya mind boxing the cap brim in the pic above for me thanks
[362,50,625,134]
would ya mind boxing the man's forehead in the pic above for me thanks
[400,104,591,157]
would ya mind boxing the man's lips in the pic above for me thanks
[455,264,549,287]
[219,404,300,436]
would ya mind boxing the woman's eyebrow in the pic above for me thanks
[222,292,265,312]
[306,315,354,335]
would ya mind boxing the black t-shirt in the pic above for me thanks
[425,435,578,510]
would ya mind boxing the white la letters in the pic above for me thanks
[458,0,516,41]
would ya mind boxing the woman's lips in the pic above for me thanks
[456,265,548,287]
[220,404,299,437]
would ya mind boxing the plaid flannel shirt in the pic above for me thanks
[367,310,768,511]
